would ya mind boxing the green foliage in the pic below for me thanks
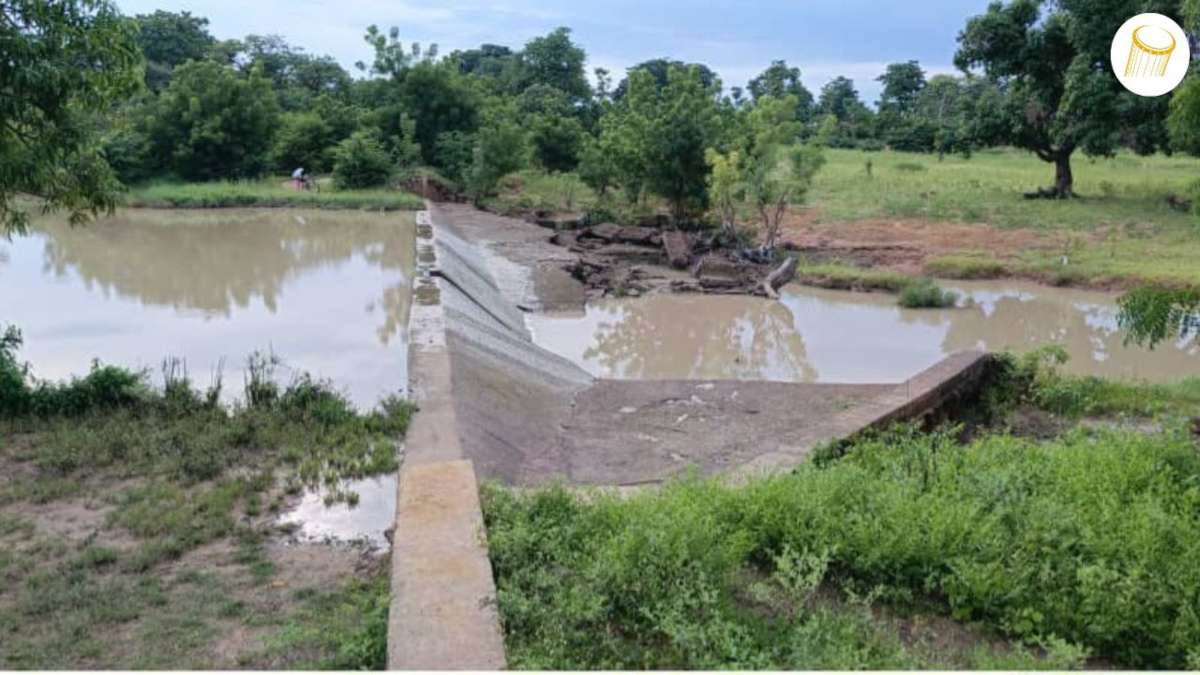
[816,77,875,148]
[897,279,958,308]
[518,28,591,103]
[601,65,724,222]
[132,10,216,91]
[1,0,143,234]
[271,112,337,174]
[486,420,1200,669]
[146,60,280,181]
[265,567,391,669]
[955,0,1176,196]
[1117,285,1200,347]
[748,60,814,120]
[466,106,530,198]
[332,130,395,190]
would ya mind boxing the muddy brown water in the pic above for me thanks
[527,280,1200,384]
[0,208,416,407]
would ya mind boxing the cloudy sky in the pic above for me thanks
[114,0,995,104]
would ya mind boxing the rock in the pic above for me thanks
[662,230,692,270]
[699,276,741,289]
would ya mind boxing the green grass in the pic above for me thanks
[897,278,959,308]
[0,331,412,669]
[812,148,1200,231]
[793,262,914,292]
[123,180,424,211]
[483,419,1200,670]
[480,170,598,216]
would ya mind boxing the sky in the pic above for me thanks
[114,0,996,105]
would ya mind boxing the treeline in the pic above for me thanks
[4,0,1200,235]
[103,14,988,195]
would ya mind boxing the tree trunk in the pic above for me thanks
[1054,152,1074,199]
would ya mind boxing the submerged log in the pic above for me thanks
[760,257,798,300]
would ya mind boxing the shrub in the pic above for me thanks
[485,422,1200,669]
[894,161,927,172]
[272,112,337,174]
[897,279,958,308]
[332,131,394,190]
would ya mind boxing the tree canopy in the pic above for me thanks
[955,0,1181,198]
[1,0,143,234]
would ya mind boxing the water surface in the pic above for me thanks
[0,209,415,407]
[527,280,1200,384]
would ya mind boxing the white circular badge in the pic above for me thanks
[1111,13,1190,97]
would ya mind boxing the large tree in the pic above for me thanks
[816,77,875,147]
[956,0,1179,198]
[601,65,724,221]
[1,0,142,234]
[519,27,591,103]
[133,10,215,91]
[146,61,280,181]
[748,60,815,121]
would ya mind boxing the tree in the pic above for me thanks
[272,113,337,173]
[817,77,875,147]
[133,10,215,91]
[466,104,529,197]
[519,28,591,103]
[1,0,142,234]
[876,61,932,151]
[1168,0,1200,159]
[332,130,393,189]
[612,59,720,101]
[360,28,481,170]
[704,148,744,236]
[956,0,1179,199]
[604,65,724,222]
[877,61,927,114]
[739,96,825,249]
[748,60,814,121]
[146,61,280,181]
[239,35,351,110]
[915,75,975,157]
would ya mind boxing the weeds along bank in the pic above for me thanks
[0,328,410,669]
[482,352,1200,670]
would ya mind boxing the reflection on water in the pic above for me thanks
[278,474,396,548]
[0,209,415,407]
[527,280,1200,384]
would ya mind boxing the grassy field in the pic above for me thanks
[482,354,1200,670]
[0,330,406,668]
[124,180,425,211]
[486,149,1200,288]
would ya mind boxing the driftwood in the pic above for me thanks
[760,257,798,300]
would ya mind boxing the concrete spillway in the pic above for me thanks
[388,203,991,670]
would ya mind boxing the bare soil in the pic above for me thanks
[778,210,1064,275]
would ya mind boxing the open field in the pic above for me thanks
[482,355,1200,670]
[0,334,408,669]
[485,149,1200,289]
[123,180,425,211]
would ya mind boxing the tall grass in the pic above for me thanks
[484,419,1200,669]
[123,180,424,210]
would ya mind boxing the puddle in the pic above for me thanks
[0,208,416,407]
[277,474,397,548]
[527,280,1200,383]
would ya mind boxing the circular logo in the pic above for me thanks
[1111,13,1190,97]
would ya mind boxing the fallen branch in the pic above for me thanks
[760,257,798,299]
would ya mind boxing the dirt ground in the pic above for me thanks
[0,461,383,669]
[777,209,1066,275]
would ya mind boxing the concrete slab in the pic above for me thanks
[387,460,506,670]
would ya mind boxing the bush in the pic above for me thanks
[897,279,958,308]
[272,112,337,174]
[894,161,927,172]
[485,422,1200,669]
[332,131,394,190]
